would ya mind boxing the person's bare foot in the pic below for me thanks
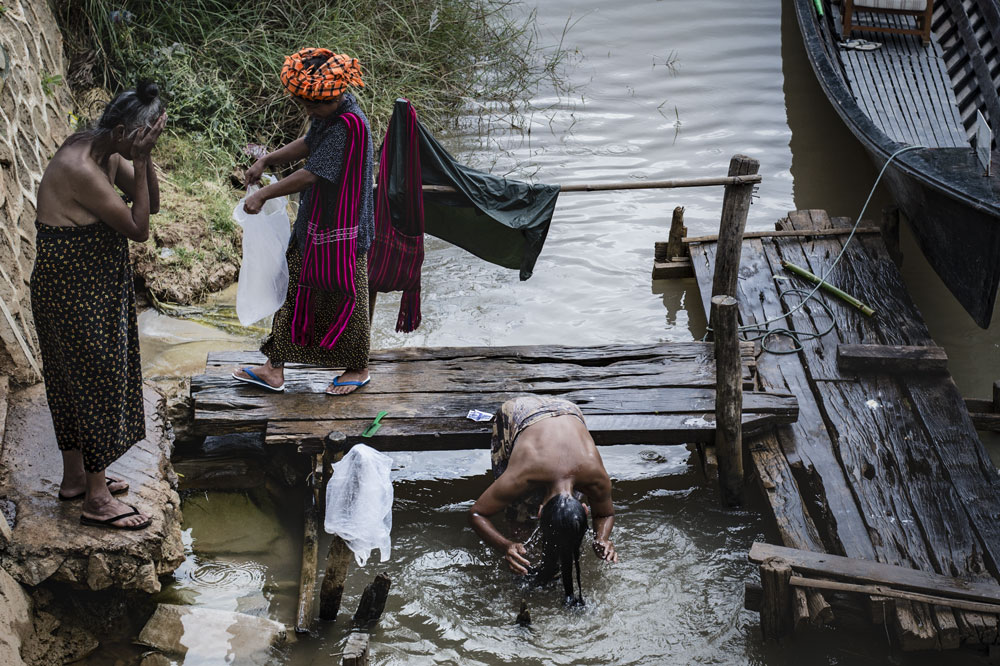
[233,361,285,389]
[81,495,150,529]
[326,368,371,395]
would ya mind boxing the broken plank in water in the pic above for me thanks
[749,543,1000,606]
[265,409,799,452]
[836,344,948,375]
[194,387,797,435]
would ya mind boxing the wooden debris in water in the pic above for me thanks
[516,600,531,627]
[353,573,391,632]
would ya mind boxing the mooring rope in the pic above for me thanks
[704,144,926,354]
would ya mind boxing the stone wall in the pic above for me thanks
[0,0,75,384]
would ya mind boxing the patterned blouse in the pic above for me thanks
[293,92,375,254]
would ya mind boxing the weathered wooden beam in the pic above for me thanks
[319,537,352,622]
[651,258,694,280]
[760,558,794,641]
[353,573,391,632]
[749,543,1000,606]
[790,576,1000,615]
[684,226,880,244]
[711,155,759,300]
[295,470,321,634]
[836,344,948,375]
[713,295,743,507]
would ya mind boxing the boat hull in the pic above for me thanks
[792,0,1000,328]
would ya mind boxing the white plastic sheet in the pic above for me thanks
[233,175,290,325]
[324,444,393,566]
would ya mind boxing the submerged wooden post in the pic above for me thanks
[295,454,322,633]
[760,558,794,641]
[353,573,391,631]
[712,295,744,506]
[342,632,370,666]
[711,155,759,300]
[320,431,352,622]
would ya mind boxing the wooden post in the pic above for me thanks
[342,632,370,666]
[353,573,391,631]
[656,206,688,262]
[294,454,322,633]
[992,380,1000,413]
[711,155,759,300]
[320,432,352,622]
[760,558,794,641]
[712,295,743,506]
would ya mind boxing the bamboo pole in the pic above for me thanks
[409,174,762,196]
[780,260,875,316]
[712,295,743,507]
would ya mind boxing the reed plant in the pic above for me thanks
[56,0,570,172]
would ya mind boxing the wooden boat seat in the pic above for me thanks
[842,0,934,45]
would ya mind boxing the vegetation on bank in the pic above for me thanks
[53,0,569,304]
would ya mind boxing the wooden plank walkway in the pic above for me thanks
[833,6,969,148]
[686,209,1000,650]
[191,343,798,453]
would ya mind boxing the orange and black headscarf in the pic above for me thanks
[279,48,364,101]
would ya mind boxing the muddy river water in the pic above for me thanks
[123,0,1000,664]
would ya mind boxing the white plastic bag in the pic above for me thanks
[324,444,393,566]
[233,175,290,325]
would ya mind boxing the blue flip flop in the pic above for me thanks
[232,367,285,392]
[327,375,371,395]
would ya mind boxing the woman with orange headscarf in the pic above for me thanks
[232,49,375,395]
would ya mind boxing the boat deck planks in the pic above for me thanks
[686,209,1000,648]
[833,6,969,148]
[191,342,798,450]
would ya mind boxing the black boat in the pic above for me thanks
[792,0,1000,328]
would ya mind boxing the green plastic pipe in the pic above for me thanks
[781,260,875,317]
[814,0,825,16]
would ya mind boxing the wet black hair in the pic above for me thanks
[69,79,165,149]
[531,494,588,605]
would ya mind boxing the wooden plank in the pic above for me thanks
[196,354,756,394]
[690,238,876,560]
[651,258,694,280]
[749,543,1000,606]
[266,410,797,452]
[206,341,754,370]
[836,344,949,374]
[193,386,797,433]
[683,227,881,244]
[790,575,1000,615]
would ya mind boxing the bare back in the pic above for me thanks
[503,414,610,498]
[36,138,123,227]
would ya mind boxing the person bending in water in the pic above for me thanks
[469,396,618,604]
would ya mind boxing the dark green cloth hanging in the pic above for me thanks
[383,99,560,280]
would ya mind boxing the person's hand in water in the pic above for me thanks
[505,542,531,574]
[593,537,618,563]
